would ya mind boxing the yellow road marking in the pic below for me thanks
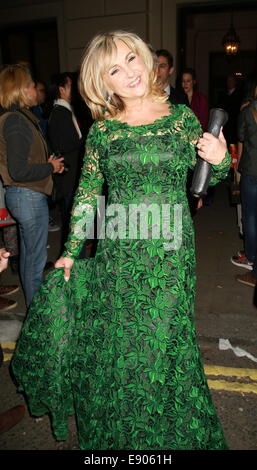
[204,365,257,381]
[204,365,257,394]
[1,342,16,350]
[207,379,257,394]
[1,342,16,362]
[3,353,13,362]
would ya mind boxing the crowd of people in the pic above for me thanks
[0,29,255,448]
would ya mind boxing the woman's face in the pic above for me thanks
[36,82,46,105]
[103,39,149,104]
[22,80,38,106]
[182,73,194,94]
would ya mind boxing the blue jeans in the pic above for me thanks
[5,186,49,307]
[240,174,257,262]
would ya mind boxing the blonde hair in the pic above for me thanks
[0,64,33,109]
[79,30,166,120]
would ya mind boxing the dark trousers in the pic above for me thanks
[241,174,257,262]
[59,192,74,253]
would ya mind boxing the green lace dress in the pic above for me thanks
[12,105,230,450]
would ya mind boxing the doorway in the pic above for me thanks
[209,50,257,107]
[177,1,257,104]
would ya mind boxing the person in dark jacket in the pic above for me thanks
[156,51,201,215]
[218,74,243,147]
[156,49,188,105]
[232,82,257,285]
[48,72,83,251]
[0,65,64,307]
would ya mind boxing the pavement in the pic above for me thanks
[0,179,257,451]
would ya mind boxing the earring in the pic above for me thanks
[107,94,112,104]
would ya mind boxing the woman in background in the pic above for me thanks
[0,65,64,307]
[182,67,208,130]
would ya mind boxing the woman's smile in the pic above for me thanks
[128,76,141,88]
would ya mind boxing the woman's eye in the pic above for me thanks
[110,69,119,76]
[128,55,136,62]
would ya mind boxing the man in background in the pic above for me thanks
[156,49,188,105]
[48,72,83,252]
[218,73,243,147]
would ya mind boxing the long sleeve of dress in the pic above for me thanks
[182,106,231,185]
[63,121,104,258]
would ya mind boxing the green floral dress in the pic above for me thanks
[12,105,230,450]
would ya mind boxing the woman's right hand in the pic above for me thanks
[48,155,65,174]
[54,257,74,281]
[0,248,10,273]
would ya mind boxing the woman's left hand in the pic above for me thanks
[196,129,227,165]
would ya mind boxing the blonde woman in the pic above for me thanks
[0,65,64,307]
[12,32,230,449]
